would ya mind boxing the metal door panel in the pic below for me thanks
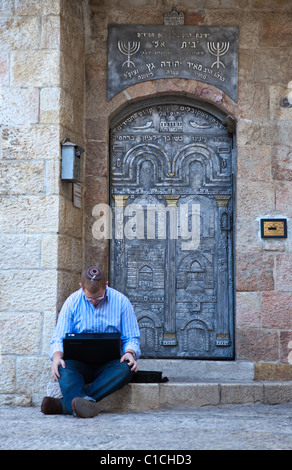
[110,102,234,359]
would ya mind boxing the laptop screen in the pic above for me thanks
[63,333,121,364]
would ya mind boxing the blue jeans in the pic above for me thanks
[58,359,133,414]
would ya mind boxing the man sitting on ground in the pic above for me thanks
[41,266,140,418]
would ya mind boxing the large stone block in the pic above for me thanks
[0,312,42,355]
[237,145,271,181]
[15,0,60,16]
[238,81,269,120]
[0,394,32,407]
[45,160,60,195]
[41,234,59,269]
[0,356,15,393]
[58,90,85,134]
[40,87,61,124]
[221,383,263,404]
[0,195,59,233]
[236,292,261,328]
[42,234,82,271]
[236,180,275,219]
[127,383,159,411]
[58,197,83,239]
[11,50,60,87]
[262,293,292,329]
[0,52,9,86]
[0,234,41,269]
[236,329,279,361]
[272,146,292,181]
[0,269,58,312]
[275,254,292,292]
[0,88,39,125]
[85,117,107,141]
[264,382,292,405]
[0,0,15,15]
[235,218,262,253]
[0,16,40,51]
[60,53,84,98]
[159,383,220,407]
[255,362,292,381]
[41,310,58,356]
[259,12,292,48]
[41,15,60,49]
[15,356,51,395]
[276,181,292,218]
[236,253,274,292]
[254,47,291,84]
[1,125,60,160]
[0,161,44,195]
[56,271,81,311]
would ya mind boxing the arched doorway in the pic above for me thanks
[109,97,235,359]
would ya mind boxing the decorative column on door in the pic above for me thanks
[112,195,129,293]
[163,195,180,346]
[215,196,231,347]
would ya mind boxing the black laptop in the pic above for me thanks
[63,332,121,364]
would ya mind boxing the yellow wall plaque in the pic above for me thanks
[261,219,287,238]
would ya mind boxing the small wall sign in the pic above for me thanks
[73,182,82,209]
[260,219,287,239]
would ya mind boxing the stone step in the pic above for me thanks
[46,380,292,411]
[45,360,292,411]
[138,359,255,382]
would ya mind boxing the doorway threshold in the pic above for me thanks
[138,359,255,383]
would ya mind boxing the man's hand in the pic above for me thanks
[52,351,66,381]
[120,352,138,373]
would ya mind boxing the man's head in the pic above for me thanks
[80,266,107,306]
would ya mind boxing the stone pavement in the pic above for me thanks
[1,403,292,450]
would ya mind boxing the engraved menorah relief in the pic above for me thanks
[118,40,140,68]
[207,41,230,69]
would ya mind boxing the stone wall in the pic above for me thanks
[84,0,292,375]
[1,0,292,405]
[0,0,85,405]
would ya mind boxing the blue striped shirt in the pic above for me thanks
[49,287,141,361]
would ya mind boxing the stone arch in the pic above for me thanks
[108,78,239,130]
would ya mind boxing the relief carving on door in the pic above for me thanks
[110,100,234,359]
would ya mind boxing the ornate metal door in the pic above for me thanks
[110,100,234,359]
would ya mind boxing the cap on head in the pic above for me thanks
[86,266,103,282]
[81,266,106,293]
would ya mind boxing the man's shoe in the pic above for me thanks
[71,397,99,418]
[41,396,63,415]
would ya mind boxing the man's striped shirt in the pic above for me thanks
[49,287,141,360]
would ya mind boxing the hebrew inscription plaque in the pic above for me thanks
[109,100,235,359]
[108,25,238,101]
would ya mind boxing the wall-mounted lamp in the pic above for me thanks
[61,139,84,182]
